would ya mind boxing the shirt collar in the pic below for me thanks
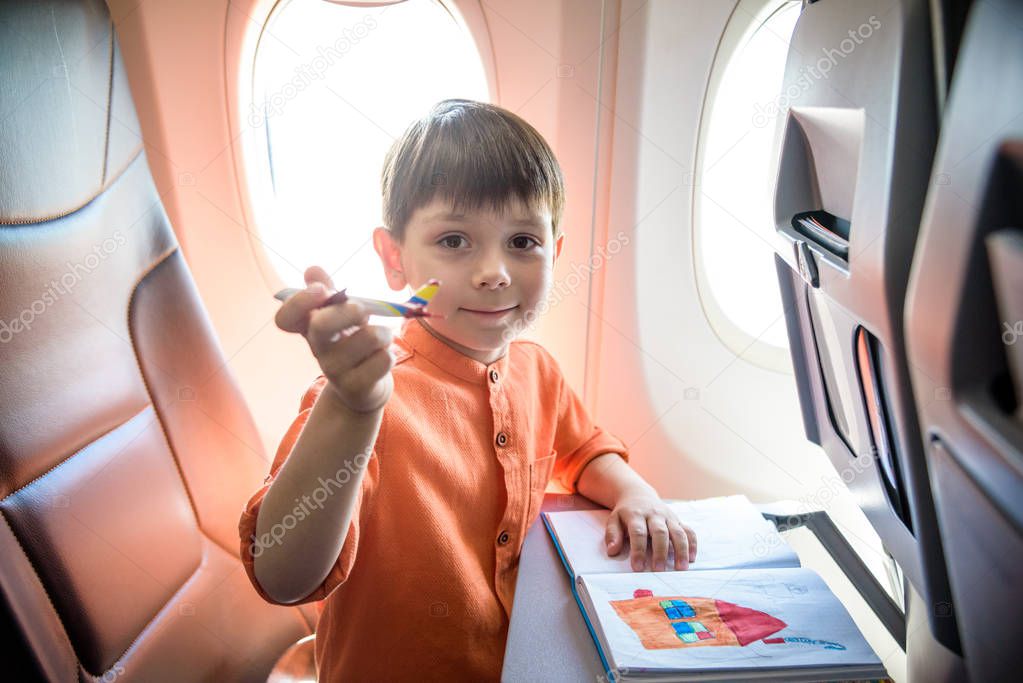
[398,318,511,384]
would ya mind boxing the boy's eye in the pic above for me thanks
[509,235,541,250]
[438,234,468,249]
[435,235,540,250]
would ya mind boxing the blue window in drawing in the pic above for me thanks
[659,599,696,620]
[672,621,694,635]
[673,620,713,643]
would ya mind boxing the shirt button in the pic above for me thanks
[489,369,499,383]
[496,432,508,447]
[497,530,510,546]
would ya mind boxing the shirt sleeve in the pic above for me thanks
[238,375,376,606]
[546,353,630,494]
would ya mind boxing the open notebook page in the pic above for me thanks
[577,567,885,678]
[544,495,799,576]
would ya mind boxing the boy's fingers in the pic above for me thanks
[685,525,697,563]
[605,511,623,556]
[275,283,330,334]
[306,302,371,353]
[315,324,391,372]
[340,346,395,391]
[626,515,649,571]
[648,516,670,571]
[324,347,393,403]
[669,521,691,570]
[304,265,335,291]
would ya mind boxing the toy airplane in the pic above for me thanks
[274,279,442,318]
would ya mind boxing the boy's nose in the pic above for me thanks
[473,258,510,290]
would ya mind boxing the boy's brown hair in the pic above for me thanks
[381,99,565,241]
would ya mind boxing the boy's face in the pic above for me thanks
[374,196,564,364]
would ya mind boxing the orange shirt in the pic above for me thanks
[238,318,629,681]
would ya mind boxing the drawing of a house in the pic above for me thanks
[609,588,788,650]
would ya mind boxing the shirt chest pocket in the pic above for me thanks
[526,451,557,524]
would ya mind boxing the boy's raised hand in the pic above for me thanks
[275,266,395,413]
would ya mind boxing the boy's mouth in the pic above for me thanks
[459,305,518,318]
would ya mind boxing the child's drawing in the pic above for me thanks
[609,588,788,650]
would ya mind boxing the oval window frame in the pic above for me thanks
[691,0,801,373]
[227,0,499,296]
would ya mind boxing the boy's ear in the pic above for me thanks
[554,233,565,262]
[372,226,407,291]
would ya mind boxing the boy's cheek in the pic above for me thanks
[425,287,459,316]
[427,267,473,313]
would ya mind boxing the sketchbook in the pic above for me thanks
[542,496,888,682]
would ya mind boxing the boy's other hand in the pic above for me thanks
[275,265,395,414]
[604,494,698,572]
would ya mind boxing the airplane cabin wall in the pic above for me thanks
[596,1,849,503]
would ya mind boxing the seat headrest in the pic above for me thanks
[0,0,143,225]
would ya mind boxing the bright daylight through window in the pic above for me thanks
[251,0,489,317]
[696,2,800,361]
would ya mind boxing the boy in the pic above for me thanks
[238,99,697,681]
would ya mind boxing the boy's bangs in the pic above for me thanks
[413,122,562,223]
[383,100,565,237]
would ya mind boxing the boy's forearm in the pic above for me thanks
[576,452,658,509]
[253,388,383,604]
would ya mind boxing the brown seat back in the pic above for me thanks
[0,1,313,679]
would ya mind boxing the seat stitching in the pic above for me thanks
[0,510,76,681]
[0,147,144,227]
[100,20,114,188]
[1,405,152,502]
[124,247,203,529]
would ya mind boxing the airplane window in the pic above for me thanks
[694,1,800,367]
[249,0,489,315]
